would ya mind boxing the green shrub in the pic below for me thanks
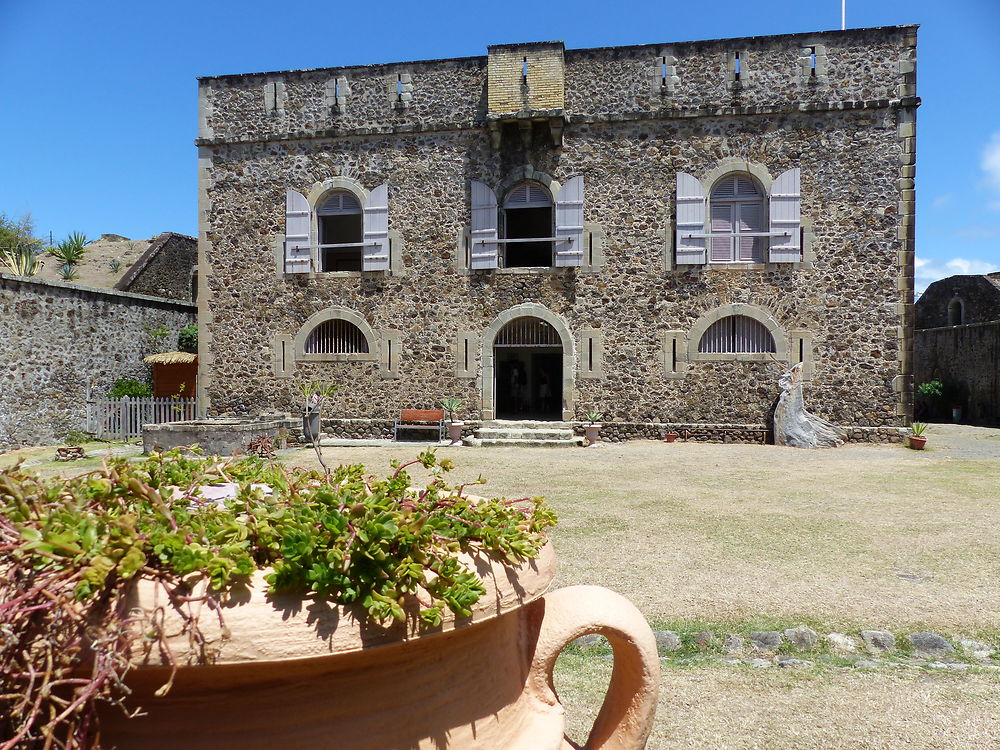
[107,378,152,398]
[178,324,198,353]
[48,232,88,265]
[917,380,943,399]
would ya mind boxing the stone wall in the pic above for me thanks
[196,26,915,436]
[0,274,196,450]
[116,232,198,302]
[913,322,1000,426]
[915,273,1000,329]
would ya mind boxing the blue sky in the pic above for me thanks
[1,0,997,293]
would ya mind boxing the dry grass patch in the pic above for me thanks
[555,653,1000,750]
[283,440,1000,632]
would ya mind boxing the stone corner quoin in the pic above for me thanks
[194,25,918,439]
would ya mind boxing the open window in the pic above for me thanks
[502,181,553,267]
[710,175,765,263]
[318,190,363,271]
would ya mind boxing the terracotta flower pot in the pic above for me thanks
[585,424,602,445]
[907,435,927,450]
[663,432,678,443]
[447,421,465,445]
[99,543,659,750]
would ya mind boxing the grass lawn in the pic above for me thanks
[7,431,998,748]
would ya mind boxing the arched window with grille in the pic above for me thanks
[304,318,370,355]
[698,315,776,354]
[502,181,553,268]
[709,174,766,264]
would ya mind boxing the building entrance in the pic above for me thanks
[493,317,562,420]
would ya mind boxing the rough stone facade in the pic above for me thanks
[914,274,1000,425]
[0,274,196,450]
[116,232,198,302]
[196,26,917,437]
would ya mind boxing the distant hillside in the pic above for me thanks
[34,235,153,290]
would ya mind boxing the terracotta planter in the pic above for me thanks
[585,424,602,445]
[100,543,659,750]
[447,421,465,445]
[663,432,678,443]
[907,435,927,450]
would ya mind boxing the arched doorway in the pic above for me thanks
[493,316,562,420]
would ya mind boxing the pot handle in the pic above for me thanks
[525,585,660,750]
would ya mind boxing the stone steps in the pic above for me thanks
[466,420,582,448]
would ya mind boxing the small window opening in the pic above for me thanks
[522,56,528,84]
[698,315,776,354]
[948,298,964,326]
[798,338,804,363]
[502,181,553,268]
[388,339,393,371]
[734,52,741,82]
[396,74,403,102]
[588,232,594,266]
[281,340,287,371]
[463,339,469,372]
[588,338,594,372]
[671,338,677,372]
[317,190,363,272]
[661,56,667,86]
[305,319,369,355]
[809,48,817,76]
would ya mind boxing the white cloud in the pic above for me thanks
[982,132,1000,210]
[931,194,952,209]
[913,255,1000,297]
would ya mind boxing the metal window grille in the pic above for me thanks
[698,315,775,353]
[305,319,369,354]
[494,317,561,347]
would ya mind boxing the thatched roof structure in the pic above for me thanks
[143,351,197,365]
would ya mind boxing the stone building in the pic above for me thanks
[116,232,198,302]
[913,274,1000,425]
[195,25,917,440]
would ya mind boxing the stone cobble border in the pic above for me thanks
[574,624,999,672]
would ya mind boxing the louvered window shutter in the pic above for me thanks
[710,203,733,262]
[769,168,801,262]
[738,201,764,262]
[555,176,584,267]
[284,189,311,274]
[676,172,707,264]
[470,180,499,270]
[362,183,390,272]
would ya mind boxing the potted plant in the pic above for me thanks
[441,396,464,445]
[584,411,604,446]
[663,427,679,443]
[0,450,659,750]
[907,421,928,450]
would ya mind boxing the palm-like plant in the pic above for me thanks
[48,232,88,265]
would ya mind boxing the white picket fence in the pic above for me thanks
[86,396,199,440]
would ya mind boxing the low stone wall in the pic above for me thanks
[143,418,283,455]
[0,274,196,451]
[312,417,903,444]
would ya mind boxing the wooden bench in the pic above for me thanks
[394,409,445,442]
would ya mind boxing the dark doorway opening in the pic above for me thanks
[494,316,563,420]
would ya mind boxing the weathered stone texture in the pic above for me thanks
[116,232,198,302]
[197,27,915,432]
[0,275,195,450]
[913,321,1000,426]
[915,273,1000,329]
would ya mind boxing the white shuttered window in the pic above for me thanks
[709,175,765,263]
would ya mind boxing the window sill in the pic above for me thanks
[675,262,802,271]
[297,352,378,363]
[692,352,781,362]
[470,266,569,275]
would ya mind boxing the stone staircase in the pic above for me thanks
[465,420,583,448]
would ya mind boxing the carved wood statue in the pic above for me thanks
[774,362,845,448]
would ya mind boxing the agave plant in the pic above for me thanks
[0,246,44,276]
[58,263,80,281]
[48,231,88,265]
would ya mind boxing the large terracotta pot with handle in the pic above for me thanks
[100,542,659,749]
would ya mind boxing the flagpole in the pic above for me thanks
[841,0,846,30]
